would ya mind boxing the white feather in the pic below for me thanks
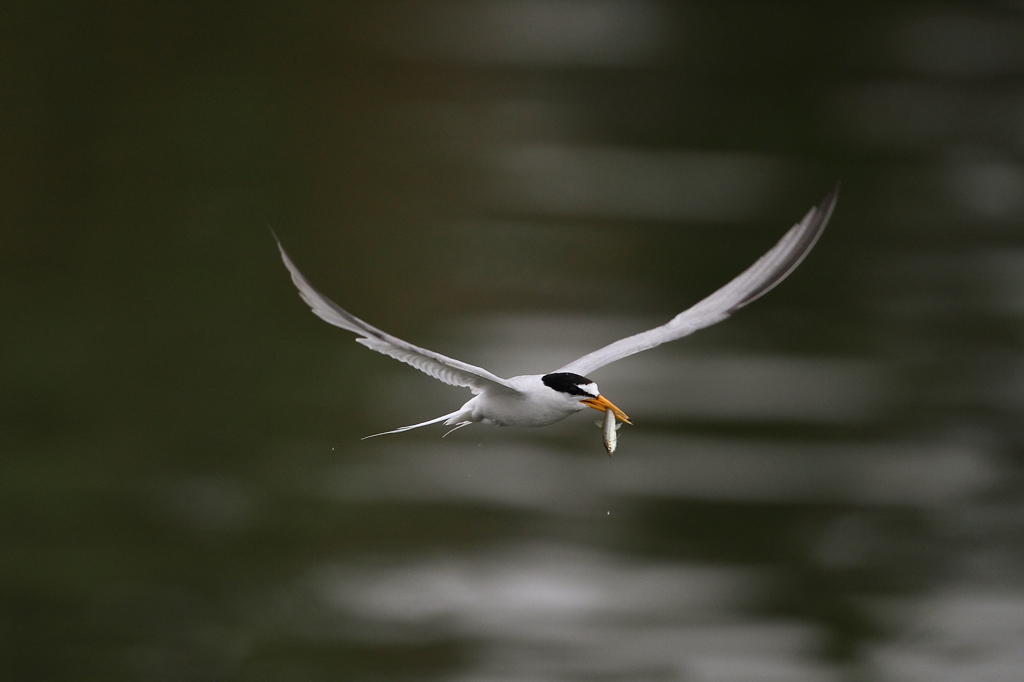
[555,182,839,377]
[274,233,517,395]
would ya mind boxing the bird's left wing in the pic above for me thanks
[556,183,839,377]
[275,236,518,395]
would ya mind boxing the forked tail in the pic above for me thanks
[361,409,467,440]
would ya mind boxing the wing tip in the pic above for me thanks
[727,181,840,312]
[818,180,841,220]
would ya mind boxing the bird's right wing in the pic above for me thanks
[275,236,518,395]
[556,183,839,377]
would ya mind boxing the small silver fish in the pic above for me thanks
[602,408,619,456]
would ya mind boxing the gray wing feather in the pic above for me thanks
[557,183,839,377]
[275,235,517,394]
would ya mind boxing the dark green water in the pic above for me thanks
[4,3,1024,680]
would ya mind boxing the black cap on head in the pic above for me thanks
[541,372,597,397]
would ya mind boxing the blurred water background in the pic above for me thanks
[4,2,1024,680]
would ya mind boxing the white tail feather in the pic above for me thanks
[361,410,465,440]
[442,422,472,438]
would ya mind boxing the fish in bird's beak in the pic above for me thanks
[601,408,619,455]
[581,395,631,425]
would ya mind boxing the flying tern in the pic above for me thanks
[276,183,839,444]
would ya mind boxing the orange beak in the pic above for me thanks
[581,395,632,425]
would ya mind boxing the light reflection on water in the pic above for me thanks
[5,1,1024,681]
[290,546,817,680]
[327,433,991,510]
[490,145,796,221]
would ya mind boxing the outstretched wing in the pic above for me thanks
[556,182,839,377]
[275,236,518,395]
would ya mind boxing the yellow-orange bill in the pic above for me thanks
[581,395,631,425]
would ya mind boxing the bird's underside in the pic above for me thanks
[275,182,839,441]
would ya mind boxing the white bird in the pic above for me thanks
[276,183,839,442]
